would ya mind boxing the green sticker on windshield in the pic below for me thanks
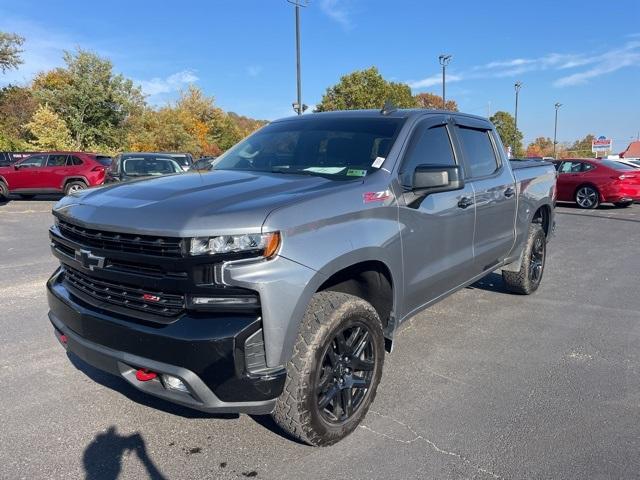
[346,169,367,177]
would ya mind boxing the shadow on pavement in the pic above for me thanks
[67,352,238,420]
[467,272,509,294]
[83,426,166,480]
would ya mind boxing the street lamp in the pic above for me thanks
[438,54,452,109]
[514,82,523,131]
[553,102,562,159]
[287,0,308,115]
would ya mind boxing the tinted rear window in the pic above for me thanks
[95,156,112,166]
[601,160,635,171]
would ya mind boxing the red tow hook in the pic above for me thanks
[135,368,158,382]
[59,334,68,344]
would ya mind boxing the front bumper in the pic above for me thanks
[48,269,286,414]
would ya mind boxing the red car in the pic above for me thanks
[0,152,108,200]
[554,158,640,209]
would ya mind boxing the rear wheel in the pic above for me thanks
[614,201,632,208]
[575,185,599,209]
[272,291,385,446]
[64,181,87,195]
[0,182,7,201]
[502,224,546,295]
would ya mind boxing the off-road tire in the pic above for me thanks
[502,224,546,295]
[64,181,87,195]
[272,291,385,446]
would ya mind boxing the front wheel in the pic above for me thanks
[502,224,546,295]
[575,186,599,209]
[0,182,7,201]
[272,291,385,446]
[614,201,633,208]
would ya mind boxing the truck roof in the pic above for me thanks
[273,108,490,123]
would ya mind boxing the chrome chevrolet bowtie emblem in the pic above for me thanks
[75,249,105,271]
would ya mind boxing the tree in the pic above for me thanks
[25,105,74,150]
[489,111,523,156]
[0,85,37,145]
[0,32,24,73]
[316,67,416,112]
[525,137,554,157]
[32,48,145,150]
[414,92,458,111]
[566,134,596,158]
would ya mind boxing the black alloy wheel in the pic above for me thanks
[315,323,375,424]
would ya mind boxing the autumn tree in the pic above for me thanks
[25,105,74,150]
[0,85,37,146]
[489,111,523,156]
[316,67,416,112]
[32,49,145,150]
[525,137,554,157]
[414,92,458,111]
[0,32,24,73]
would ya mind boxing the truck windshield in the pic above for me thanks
[211,117,405,179]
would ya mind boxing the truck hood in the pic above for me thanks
[54,169,344,237]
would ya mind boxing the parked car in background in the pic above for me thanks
[189,156,217,172]
[106,153,184,183]
[161,152,193,171]
[0,151,40,167]
[0,152,107,200]
[553,158,640,208]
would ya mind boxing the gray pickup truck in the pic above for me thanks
[47,109,556,446]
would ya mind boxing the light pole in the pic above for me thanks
[514,81,522,156]
[438,54,452,109]
[514,81,522,131]
[553,102,562,159]
[288,0,308,115]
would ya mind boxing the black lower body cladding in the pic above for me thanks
[47,269,286,413]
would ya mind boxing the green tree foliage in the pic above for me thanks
[567,134,596,158]
[414,92,458,111]
[489,111,523,156]
[0,32,24,73]
[316,67,416,112]
[32,49,145,150]
[25,104,74,150]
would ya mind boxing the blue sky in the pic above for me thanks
[1,0,639,150]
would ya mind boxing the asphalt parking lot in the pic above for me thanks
[1,196,639,480]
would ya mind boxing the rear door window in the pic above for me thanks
[456,127,499,178]
[47,154,69,167]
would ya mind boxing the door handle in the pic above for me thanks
[504,187,515,198]
[457,196,474,209]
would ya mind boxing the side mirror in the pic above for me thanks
[412,164,464,195]
[13,164,20,170]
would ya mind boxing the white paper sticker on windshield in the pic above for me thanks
[303,167,346,174]
[372,156,385,169]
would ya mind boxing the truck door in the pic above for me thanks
[453,122,517,274]
[397,117,476,316]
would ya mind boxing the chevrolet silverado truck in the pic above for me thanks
[47,109,556,446]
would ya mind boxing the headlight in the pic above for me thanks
[189,232,280,257]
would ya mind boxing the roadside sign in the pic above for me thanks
[592,136,612,153]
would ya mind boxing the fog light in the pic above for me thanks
[161,374,189,393]
[191,296,258,306]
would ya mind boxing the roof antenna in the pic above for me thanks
[380,100,397,115]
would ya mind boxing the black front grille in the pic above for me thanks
[63,267,184,318]
[57,218,184,257]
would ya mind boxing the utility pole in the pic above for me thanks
[553,102,562,159]
[288,0,308,115]
[438,54,452,109]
